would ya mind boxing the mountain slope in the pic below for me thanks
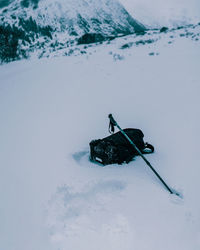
[0,0,145,63]
[1,0,145,36]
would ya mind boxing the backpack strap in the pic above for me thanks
[142,142,154,154]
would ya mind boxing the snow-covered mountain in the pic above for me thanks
[1,0,145,35]
[0,0,146,63]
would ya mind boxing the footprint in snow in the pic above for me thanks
[47,180,126,238]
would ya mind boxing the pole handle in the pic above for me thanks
[108,114,117,126]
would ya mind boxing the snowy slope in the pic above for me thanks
[0,23,200,250]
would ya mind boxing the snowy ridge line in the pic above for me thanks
[32,23,200,61]
[0,20,199,64]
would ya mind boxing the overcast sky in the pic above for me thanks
[120,0,200,27]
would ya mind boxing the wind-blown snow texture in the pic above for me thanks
[0,2,200,250]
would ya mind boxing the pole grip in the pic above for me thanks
[108,114,117,126]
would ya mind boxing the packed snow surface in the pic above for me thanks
[0,17,200,250]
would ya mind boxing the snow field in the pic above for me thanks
[0,27,200,250]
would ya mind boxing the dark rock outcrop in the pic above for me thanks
[78,33,107,44]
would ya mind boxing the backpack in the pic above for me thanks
[89,128,154,165]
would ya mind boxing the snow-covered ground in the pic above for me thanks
[0,17,200,250]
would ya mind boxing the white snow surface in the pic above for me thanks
[0,23,200,250]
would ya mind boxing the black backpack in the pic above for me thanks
[90,128,154,165]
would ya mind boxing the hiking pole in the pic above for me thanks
[108,114,179,196]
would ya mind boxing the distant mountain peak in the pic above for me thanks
[1,0,145,36]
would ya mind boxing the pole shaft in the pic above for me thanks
[109,114,173,194]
